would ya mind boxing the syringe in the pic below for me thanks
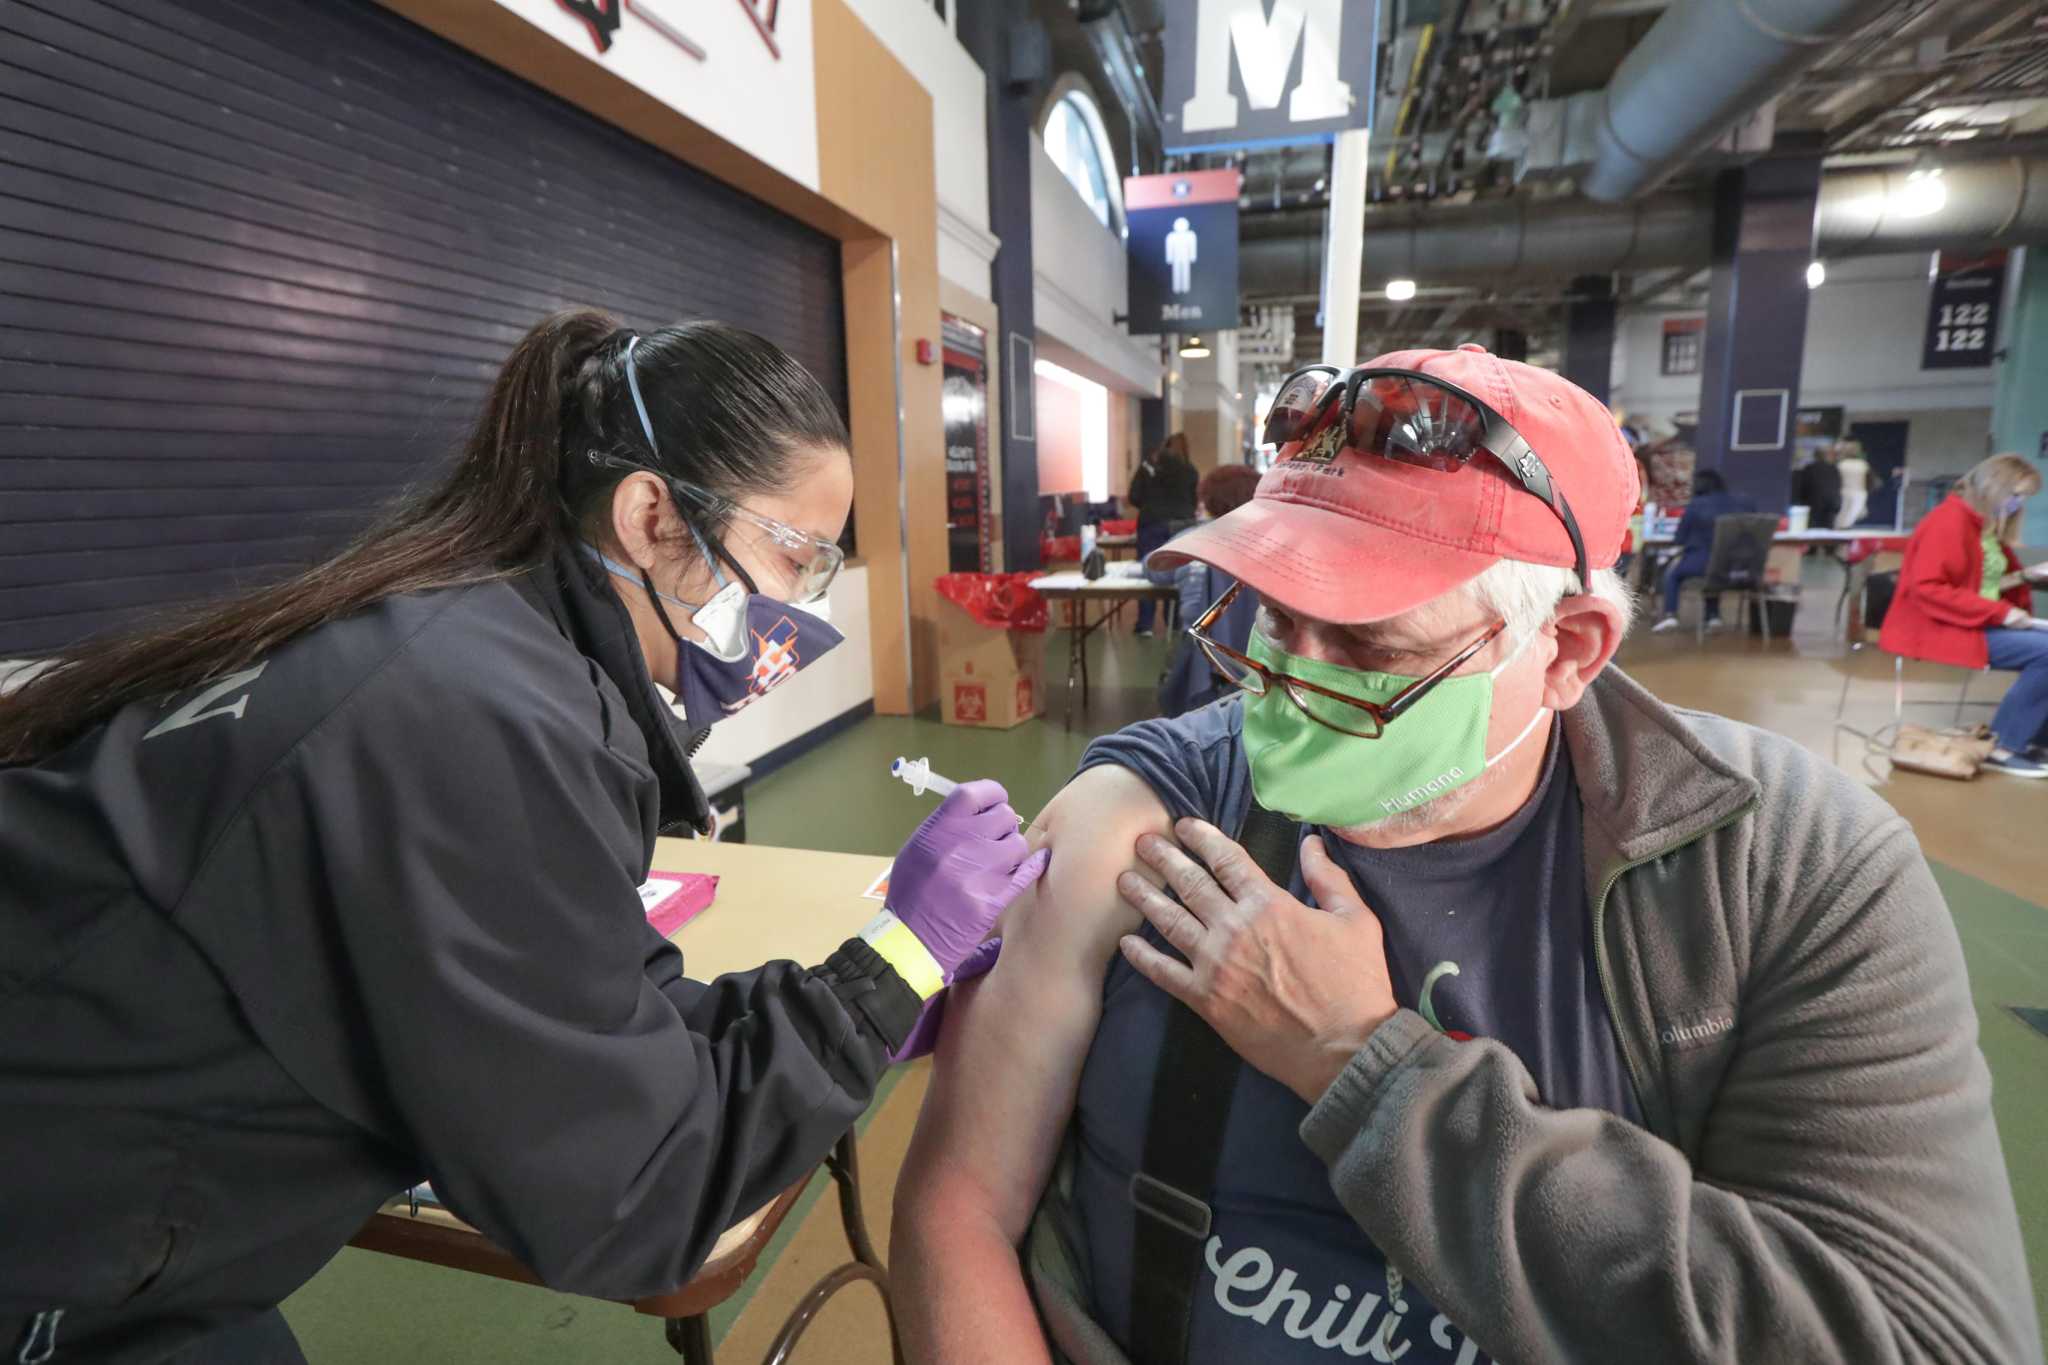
[890,755,957,799]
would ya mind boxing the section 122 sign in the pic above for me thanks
[1922,250,2006,370]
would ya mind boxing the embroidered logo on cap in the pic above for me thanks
[1290,420,1347,468]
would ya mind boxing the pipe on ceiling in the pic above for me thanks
[1237,155,2048,296]
[1240,194,1713,295]
[1817,156,2048,255]
[1581,0,1888,202]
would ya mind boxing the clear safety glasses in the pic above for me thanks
[1262,365,1590,591]
[1189,581,1506,738]
[587,453,845,605]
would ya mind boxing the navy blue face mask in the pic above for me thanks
[582,544,844,723]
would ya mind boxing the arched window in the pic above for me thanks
[1043,88,1121,232]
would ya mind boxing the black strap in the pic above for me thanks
[1127,803,1301,1365]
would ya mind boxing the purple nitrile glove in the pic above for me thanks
[890,935,1003,1063]
[886,778,1044,979]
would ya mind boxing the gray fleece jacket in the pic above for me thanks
[1028,666,2041,1364]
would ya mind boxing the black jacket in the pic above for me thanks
[1128,456,1198,527]
[0,549,918,1363]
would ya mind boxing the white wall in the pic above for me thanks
[688,564,875,770]
[487,0,820,190]
[1179,330,1243,471]
[839,0,998,299]
[1030,134,1163,398]
[1610,253,1997,473]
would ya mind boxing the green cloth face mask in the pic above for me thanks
[1241,631,1549,828]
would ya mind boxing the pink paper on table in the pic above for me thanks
[639,871,719,937]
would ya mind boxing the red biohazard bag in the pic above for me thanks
[1101,518,1137,536]
[935,573,1049,633]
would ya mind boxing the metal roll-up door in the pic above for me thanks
[0,0,847,657]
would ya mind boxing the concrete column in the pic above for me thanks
[958,4,1043,570]
[1694,151,1822,511]
[1563,275,1617,404]
[1319,128,1370,367]
[1993,247,2048,548]
[1139,395,1167,461]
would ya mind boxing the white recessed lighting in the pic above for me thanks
[1385,278,1417,302]
[1806,260,1826,289]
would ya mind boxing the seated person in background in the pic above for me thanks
[1650,467,1754,633]
[1155,463,1262,718]
[1882,452,2048,778]
[894,347,2039,1365]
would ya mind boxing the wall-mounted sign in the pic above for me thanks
[1162,0,1374,152]
[492,0,817,188]
[1125,169,1241,335]
[1922,250,2006,371]
[942,315,993,573]
[1660,317,1703,376]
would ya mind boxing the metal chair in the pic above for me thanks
[1832,573,1992,769]
[1684,514,1782,644]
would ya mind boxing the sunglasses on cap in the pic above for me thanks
[1263,365,1589,591]
[585,452,845,605]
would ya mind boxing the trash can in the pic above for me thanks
[934,574,1048,729]
[1748,590,1798,638]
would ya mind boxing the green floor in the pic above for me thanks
[283,624,2048,1358]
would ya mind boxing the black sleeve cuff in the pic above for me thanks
[818,937,923,1054]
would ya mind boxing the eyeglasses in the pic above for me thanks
[586,453,845,605]
[1189,581,1507,738]
[1263,365,1590,592]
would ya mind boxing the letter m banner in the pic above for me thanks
[1162,0,1376,153]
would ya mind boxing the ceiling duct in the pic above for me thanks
[1238,154,2048,296]
[1818,156,2048,255]
[1076,0,1161,170]
[1581,0,1888,201]
[1240,194,1713,294]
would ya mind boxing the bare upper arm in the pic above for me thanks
[899,763,1173,1240]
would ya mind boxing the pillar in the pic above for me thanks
[1694,149,1822,511]
[1139,395,1167,460]
[958,4,1043,570]
[1563,275,1617,405]
[1993,247,2048,548]
[1319,127,1370,367]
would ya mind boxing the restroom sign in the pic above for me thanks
[1125,170,1242,335]
[1163,0,1376,152]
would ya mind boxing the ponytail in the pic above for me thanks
[0,309,619,763]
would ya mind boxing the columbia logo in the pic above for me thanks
[1659,1015,1734,1047]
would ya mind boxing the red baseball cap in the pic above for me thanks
[1150,344,1640,625]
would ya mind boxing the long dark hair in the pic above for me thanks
[0,309,848,763]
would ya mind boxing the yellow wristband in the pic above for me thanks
[858,910,947,1001]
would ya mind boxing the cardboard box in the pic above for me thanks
[1764,546,1805,586]
[937,596,1045,728]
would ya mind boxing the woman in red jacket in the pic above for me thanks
[1880,453,2048,776]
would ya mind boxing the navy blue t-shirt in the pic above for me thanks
[1069,698,1638,1364]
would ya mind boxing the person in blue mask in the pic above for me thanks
[895,346,2037,1365]
[0,309,1044,1365]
